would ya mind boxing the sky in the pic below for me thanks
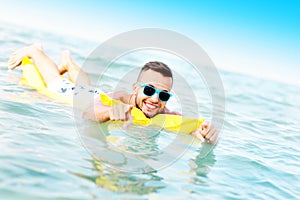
[0,0,299,86]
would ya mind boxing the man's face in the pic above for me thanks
[134,69,172,118]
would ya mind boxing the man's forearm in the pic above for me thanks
[83,104,111,122]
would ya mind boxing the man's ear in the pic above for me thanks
[132,82,137,93]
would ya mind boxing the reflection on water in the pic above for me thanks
[75,117,213,174]
[187,148,216,188]
[74,120,165,195]
[71,118,216,195]
[189,146,216,178]
[73,160,166,195]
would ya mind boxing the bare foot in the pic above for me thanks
[8,43,43,70]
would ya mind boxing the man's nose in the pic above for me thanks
[150,93,159,102]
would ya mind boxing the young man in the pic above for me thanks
[8,44,218,144]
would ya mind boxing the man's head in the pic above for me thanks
[133,61,173,118]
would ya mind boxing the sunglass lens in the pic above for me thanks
[159,91,171,102]
[143,85,155,96]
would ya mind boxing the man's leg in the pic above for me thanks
[8,44,61,86]
[59,50,90,86]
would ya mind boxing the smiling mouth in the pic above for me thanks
[143,101,158,110]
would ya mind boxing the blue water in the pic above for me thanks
[1,22,300,199]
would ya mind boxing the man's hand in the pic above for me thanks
[191,121,218,144]
[109,104,133,121]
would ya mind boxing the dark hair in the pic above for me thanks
[138,61,173,80]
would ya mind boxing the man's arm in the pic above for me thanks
[83,95,132,122]
[84,94,218,144]
[83,95,110,122]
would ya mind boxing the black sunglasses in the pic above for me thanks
[137,82,172,102]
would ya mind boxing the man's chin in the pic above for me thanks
[142,109,157,118]
[144,112,155,118]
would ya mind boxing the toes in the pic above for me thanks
[8,63,16,70]
[7,47,29,70]
[8,61,19,70]
[7,55,22,70]
[8,58,16,70]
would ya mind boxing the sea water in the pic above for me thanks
[0,22,299,199]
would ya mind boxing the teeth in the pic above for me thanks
[145,102,156,109]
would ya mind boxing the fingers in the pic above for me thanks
[108,108,115,120]
[123,112,132,129]
[196,132,205,142]
[201,122,218,144]
[205,125,216,140]
[109,104,133,121]
[208,131,218,144]
[191,129,205,142]
[118,105,126,120]
[125,105,133,121]
[192,121,219,144]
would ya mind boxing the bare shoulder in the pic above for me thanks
[107,91,130,104]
